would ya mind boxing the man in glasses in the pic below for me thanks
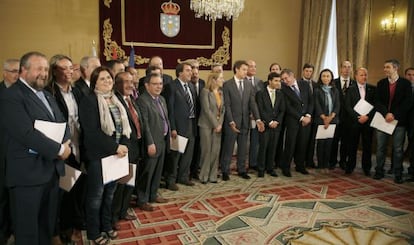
[1,59,20,88]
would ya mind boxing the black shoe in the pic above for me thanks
[267,170,278,177]
[239,172,251,179]
[387,169,393,174]
[345,169,353,175]
[394,177,403,184]
[296,168,309,175]
[373,173,384,180]
[282,169,292,177]
[339,161,346,170]
[258,171,264,177]
[201,181,207,184]
[306,162,316,168]
[406,177,414,182]
[222,173,230,181]
[363,169,371,177]
[190,173,200,180]
[250,166,258,171]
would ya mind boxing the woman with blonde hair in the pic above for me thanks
[198,72,225,184]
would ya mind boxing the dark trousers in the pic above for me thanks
[249,127,259,168]
[0,167,11,245]
[347,125,373,172]
[190,132,201,176]
[317,138,333,169]
[257,128,281,172]
[305,123,317,167]
[112,183,134,222]
[220,127,249,175]
[137,141,165,205]
[274,125,286,169]
[282,123,311,171]
[85,160,117,240]
[330,122,351,167]
[9,174,59,245]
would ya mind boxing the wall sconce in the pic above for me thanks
[381,0,398,35]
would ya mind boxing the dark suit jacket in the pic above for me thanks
[74,77,91,97]
[281,80,314,126]
[344,83,376,126]
[136,92,170,157]
[313,86,340,125]
[115,92,144,163]
[375,77,412,127]
[0,80,70,187]
[78,93,130,163]
[334,77,356,122]
[223,78,260,130]
[164,79,197,137]
[255,88,285,129]
[138,74,173,96]
[193,79,205,119]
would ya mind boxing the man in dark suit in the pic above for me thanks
[373,59,412,184]
[300,63,318,168]
[0,51,71,245]
[280,68,313,177]
[256,72,285,177]
[164,62,197,190]
[405,67,414,182]
[186,59,205,180]
[74,56,101,97]
[136,73,170,210]
[330,61,356,169]
[138,56,173,96]
[344,67,376,176]
[220,60,264,181]
[246,59,264,171]
[112,72,146,215]
[0,58,19,245]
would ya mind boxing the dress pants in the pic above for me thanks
[282,123,311,171]
[85,160,117,240]
[137,140,166,205]
[0,164,11,245]
[220,127,249,175]
[347,125,373,173]
[9,174,59,245]
[199,127,221,182]
[316,138,333,169]
[257,128,281,172]
[249,127,259,168]
[112,183,134,222]
[330,122,351,167]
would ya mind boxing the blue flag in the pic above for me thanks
[129,47,135,67]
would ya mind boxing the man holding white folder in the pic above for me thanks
[0,52,71,245]
[373,59,412,184]
[344,68,376,176]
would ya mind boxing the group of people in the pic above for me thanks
[0,52,413,245]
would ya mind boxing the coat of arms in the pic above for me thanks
[160,0,181,38]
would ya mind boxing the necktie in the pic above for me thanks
[132,87,139,100]
[342,80,348,94]
[36,91,54,118]
[359,85,365,100]
[292,85,300,97]
[184,84,195,118]
[270,90,276,107]
[126,97,141,138]
[238,80,243,97]
[155,97,168,136]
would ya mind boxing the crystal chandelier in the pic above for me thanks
[190,0,245,21]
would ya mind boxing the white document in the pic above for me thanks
[170,135,188,153]
[101,154,129,184]
[353,99,374,115]
[315,124,336,139]
[251,119,256,129]
[370,112,398,135]
[59,164,82,192]
[34,120,66,143]
[126,164,137,187]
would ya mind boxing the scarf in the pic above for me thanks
[95,89,131,139]
[321,85,333,115]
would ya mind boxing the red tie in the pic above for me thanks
[126,97,141,139]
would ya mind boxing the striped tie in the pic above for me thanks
[184,84,195,118]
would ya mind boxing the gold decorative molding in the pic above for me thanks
[102,18,230,67]
[103,0,112,8]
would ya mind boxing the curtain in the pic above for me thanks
[336,0,371,69]
[301,0,333,76]
[404,0,414,69]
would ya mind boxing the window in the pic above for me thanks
[321,0,339,77]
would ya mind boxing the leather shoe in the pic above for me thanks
[258,171,264,177]
[282,169,292,177]
[138,203,154,211]
[296,168,309,175]
[363,169,371,177]
[373,173,384,180]
[179,181,195,186]
[406,177,414,182]
[155,197,168,203]
[238,172,251,179]
[167,183,179,191]
[222,173,230,181]
[267,171,278,177]
[394,177,403,184]
[112,223,121,230]
[122,214,137,221]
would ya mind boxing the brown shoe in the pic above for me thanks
[167,183,179,191]
[179,181,195,186]
[139,203,154,211]
[122,214,137,220]
[155,197,168,203]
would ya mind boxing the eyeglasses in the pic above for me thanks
[5,69,19,73]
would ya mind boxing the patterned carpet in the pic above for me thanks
[79,163,414,245]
